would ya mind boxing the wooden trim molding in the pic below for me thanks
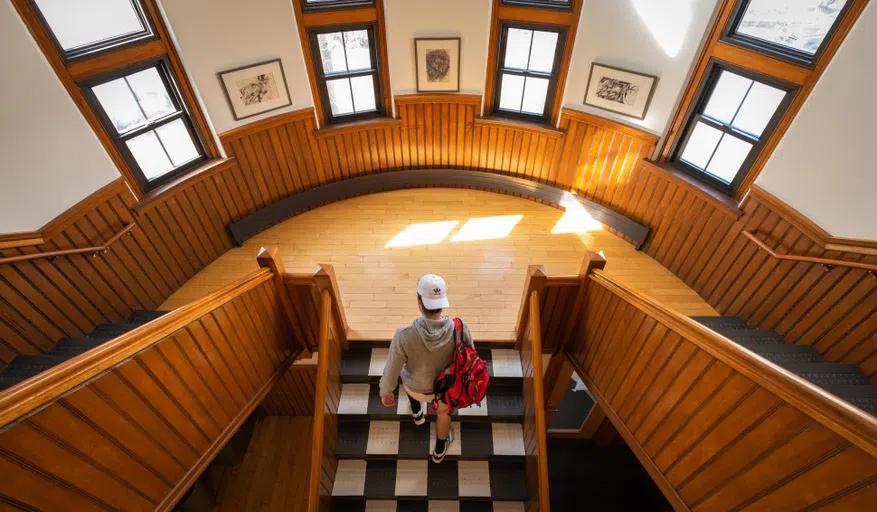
[134,157,237,212]
[474,116,564,139]
[313,116,403,140]
[394,93,483,106]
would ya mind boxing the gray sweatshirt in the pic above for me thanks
[379,316,474,397]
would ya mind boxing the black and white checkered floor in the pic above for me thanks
[332,342,528,509]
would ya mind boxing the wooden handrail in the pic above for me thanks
[744,229,877,274]
[0,222,136,265]
[308,289,332,512]
[588,269,877,458]
[528,289,551,512]
[0,267,273,428]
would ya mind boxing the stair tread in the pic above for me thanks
[341,347,523,383]
[0,376,27,392]
[736,342,823,364]
[780,363,869,386]
[49,337,112,355]
[821,385,877,416]
[126,310,170,324]
[709,329,785,343]
[339,383,523,422]
[88,323,144,338]
[332,499,527,509]
[691,316,749,330]
[337,419,526,459]
[1,354,74,378]
[332,458,527,501]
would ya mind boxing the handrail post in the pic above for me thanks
[514,265,547,350]
[257,246,310,356]
[315,263,348,349]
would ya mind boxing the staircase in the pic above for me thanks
[693,316,877,416]
[0,310,169,391]
[330,342,530,510]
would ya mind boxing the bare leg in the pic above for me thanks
[436,400,451,439]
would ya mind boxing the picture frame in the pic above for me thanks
[583,63,658,120]
[218,58,292,120]
[414,38,461,93]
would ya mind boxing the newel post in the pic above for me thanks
[257,247,310,356]
[514,265,547,350]
[315,263,349,349]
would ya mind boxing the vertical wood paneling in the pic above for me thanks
[566,278,877,512]
[262,363,317,416]
[0,278,297,511]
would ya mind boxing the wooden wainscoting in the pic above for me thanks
[262,362,318,416]
[0,269,298,511]
[565,270,877,511]
[520,289,551,512]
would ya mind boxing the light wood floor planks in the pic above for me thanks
[210,417,313,512]
[161,189,715,339]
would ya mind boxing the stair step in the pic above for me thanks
[341,347,523,385]
[332,499,526,510]
[691,316,749,330]
[337,419,526,460]
[0,354,73,379]
[822,385,877,417]
[781,363,869,387]
[127,310,170,324]
[711,329,786,344]
[736,342,823,365]
[88,323,144,338]
[0,376,27,392]
[339,383,523,422]
[331,459,527,501]
[49,337,111,356]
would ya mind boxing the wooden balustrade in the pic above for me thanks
[744,229,877,274]
[562,268,877,511]
[0,222,136,265]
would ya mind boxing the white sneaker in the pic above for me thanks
[432,428,454,463]
[412,407,425,426]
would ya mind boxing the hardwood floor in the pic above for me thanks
[211,417,313,512]
[161,189,715,339]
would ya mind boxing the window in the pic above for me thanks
[672,65,794,194]
[309,26,383,124]
[502,0,572,9]
[725,0,853,66]
[302,0,374,10]
[30,0,154,60]
[85,60,206,191]
[493,24,565,121]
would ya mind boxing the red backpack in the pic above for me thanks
[432,318,490,412]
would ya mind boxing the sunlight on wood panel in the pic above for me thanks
[450,215,524,243]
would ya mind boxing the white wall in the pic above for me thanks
[384,0,492,96]
[0,2,120,234]
[756,3,876,240]
[160,0,314,135]
[563,0,720,134]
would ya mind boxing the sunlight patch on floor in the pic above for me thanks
[385,221,459,248]
[552,193,604,234]
[450,215,524,243]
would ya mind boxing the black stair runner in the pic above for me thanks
[332,342,528,510]
[692,316,877,416]
[0,310,170,391]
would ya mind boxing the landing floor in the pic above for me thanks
[161,189,714,339]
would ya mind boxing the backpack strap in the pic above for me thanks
[452,318,463,348]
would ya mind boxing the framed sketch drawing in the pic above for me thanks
[584,63,658,120]
[414,38,461,93]
[218,59,291,120]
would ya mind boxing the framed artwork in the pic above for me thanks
[218,58,291,120]
[414,38,461,93]
[583,63,658,120]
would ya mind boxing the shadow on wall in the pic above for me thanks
[631,0,695,58]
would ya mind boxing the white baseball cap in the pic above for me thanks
[417,274,450,310]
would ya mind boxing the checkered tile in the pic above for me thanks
[331,459,527,500]
[337,420,525,459]
[337,383,524,420]
[341,346,523,382]
[331,500,526,511]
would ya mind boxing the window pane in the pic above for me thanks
[702,71,752,125]
[680,121,722,169]
[155,119,199,167]
[126,131,173,180]
[350,75,377,112]
[499,73,525,112]
[706,135,753,183]
[326,78,354,116]
[504,28,532,70]
[126,68,176,121]
[318,32,347,74]
[737,0,848,55]
[92,78,147,134]
[521,77,549,115]
[344,30,372,71]
[732,82,786,137]
[528,31,559,73]
[34,0,145,52]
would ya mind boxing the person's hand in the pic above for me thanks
[381,394,396,407]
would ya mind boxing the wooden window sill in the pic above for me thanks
[474,116,564,139]
[313,116,402,139]
[134,157,237,213]
[641,160,743,219]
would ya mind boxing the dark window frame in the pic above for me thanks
[308,23,385,125]
[670,59,797,196]
[721,0,855,69]
[301,0,374,12]
[81,57,209,193]
[501,0,573,11]
[492,21,567,123]
[27,0,158,63]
